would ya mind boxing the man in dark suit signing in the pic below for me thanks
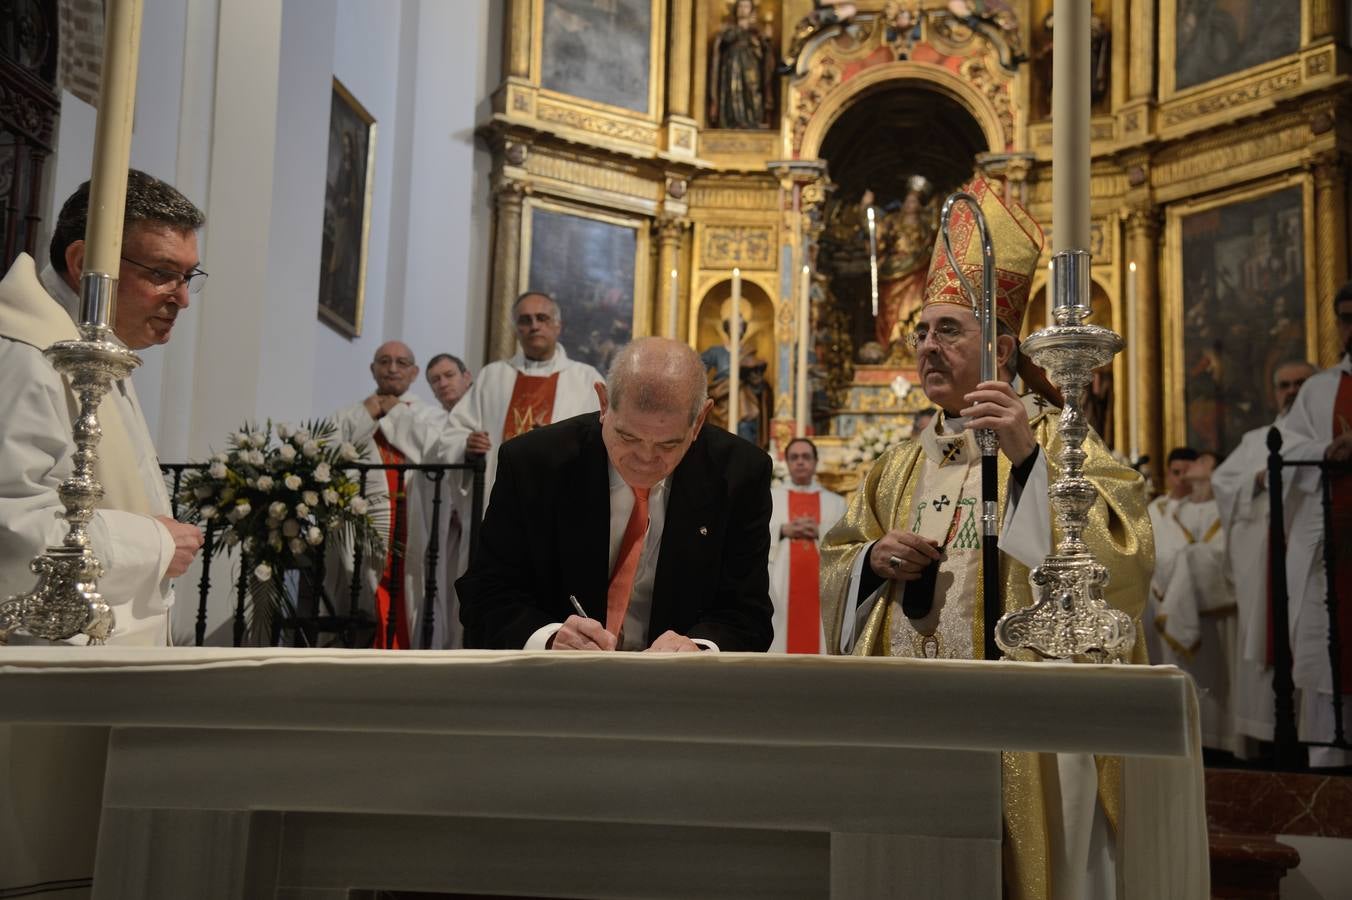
[458,336,773,652]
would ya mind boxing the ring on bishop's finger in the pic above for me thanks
[888,555,902,569]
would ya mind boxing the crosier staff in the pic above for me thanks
[940,191,1001,660]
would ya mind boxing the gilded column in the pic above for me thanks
[1310,0,1345,41]
[667,0,693,118]
[1124,206,1162,479]
[489,177,527,362]
[1128,0,1155,101]
[655,215,689,340]
[1312,151,1348,365]
[506,0,532,78]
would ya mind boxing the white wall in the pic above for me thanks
[43,0,499,643]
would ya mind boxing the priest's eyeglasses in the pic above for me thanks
[906,321,973,349]
[121,256,209,294]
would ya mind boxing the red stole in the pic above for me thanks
[502,372,561,441]
[1331,373,1352,691]
[785,490,822,654]
[373,430,411,649]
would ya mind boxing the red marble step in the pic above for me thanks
[1208,831,1300,900]
[1206,768,1352,838]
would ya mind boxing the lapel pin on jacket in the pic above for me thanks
[699,525,708,536]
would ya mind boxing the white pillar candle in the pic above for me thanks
[1052,0,1091,253]
[729,268,741,436]
[1127,261,1140,460]
[667,268,679,339]
[796,264,811,436]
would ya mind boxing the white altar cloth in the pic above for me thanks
[0,649,1207,899]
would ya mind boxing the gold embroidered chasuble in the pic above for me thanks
[820,405,1153,900]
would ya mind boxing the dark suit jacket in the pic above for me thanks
[457,412,773,651]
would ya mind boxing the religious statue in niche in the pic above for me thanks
[780,0,858,76]
[701,297,773,448]
[822,176,937,362]
[936,0,1026,70]
[709,0,775,129]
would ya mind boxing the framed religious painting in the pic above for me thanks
[1163,174,1317,456]
[534,0,661,117]
[1160,0,1301,97]
[317,78,377,338]
[520,198,651,371]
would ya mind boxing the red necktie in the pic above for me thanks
[606,486,650,637]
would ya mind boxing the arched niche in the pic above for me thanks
[693,276,776,383]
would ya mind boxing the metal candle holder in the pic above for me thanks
[994,249,1136,663]
[0,274,138,644]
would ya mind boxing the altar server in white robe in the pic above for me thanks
[1156,452,1240,752]
[0,171,207,900]
[767,437,845,653]
[1279,283,1352,767]
[1210,360,1315,748]
[332,341,459,648]
[1146,446,1199,663]
[443,292,604,497]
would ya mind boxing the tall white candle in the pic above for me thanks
[796,264,811,436]
[1127,261,1140,460]
[1052,0,1091,253]
[667,268,679,339]
[82,0,145,326]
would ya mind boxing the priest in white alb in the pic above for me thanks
[1279,283,1352,767]
[0,170,208,900]
[1210,360,1315,749]
[442,291,605,495]
[332,340,458,648]
[767,437,845,653]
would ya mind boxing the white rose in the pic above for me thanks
[302,440,320,459]
[200,505,217,521]
[250,431,267,447]
[303,491,319,506]
[288,537,306,555]
[268,501,287,519]
[314,463,332,483]
[279,444,297,462]
[235,430,250,446]
[306,526,323,546]
[224,531,240,548]
[284,474,303,490]
[249,449,266,466]
[295,503,310,518]
[323,488,339,505]
[228,501,251,522]
[340,442,360,462]
[256,475,275,492]
[268,531,282,550]
[350,496,369,516]
[208,461,227,479]
[276,423,293,440]
[282,519,301,538]
[294,430,312,445]
[254,562,272,582]
[212,452,228,464]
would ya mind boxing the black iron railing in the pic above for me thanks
[161,457,485,649]
[1266,427,1351,766]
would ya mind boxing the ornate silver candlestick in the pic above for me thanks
[0,279,138,645]
[994,250,1136,663]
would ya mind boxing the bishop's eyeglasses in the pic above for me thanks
[121,256,209,294]
[905,320,975,349]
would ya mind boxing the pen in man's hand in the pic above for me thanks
[569,594,588,619]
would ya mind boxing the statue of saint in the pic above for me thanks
[708,0,774,129]
[862,176,938,352]
[701,297,773,448]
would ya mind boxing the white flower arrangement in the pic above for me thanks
[841,419,912,467]
[177,418,385,641]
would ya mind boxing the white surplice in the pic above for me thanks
[767,480,846,654]
[1279,354,1352,765]
[1145,494,1186,665]
[329,394,464,648]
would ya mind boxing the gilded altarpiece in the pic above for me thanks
[482,0,1351,490]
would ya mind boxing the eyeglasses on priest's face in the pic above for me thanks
[906,319,976,350]
[121,256,209,294]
